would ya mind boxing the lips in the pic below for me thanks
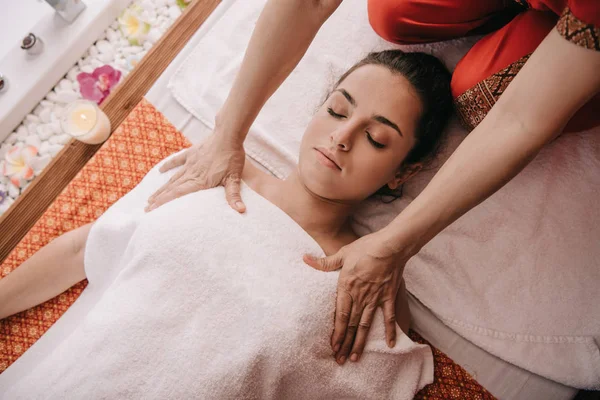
[315,147,341,170]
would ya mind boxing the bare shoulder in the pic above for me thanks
[67,222,95,255]
[242,156,280,188]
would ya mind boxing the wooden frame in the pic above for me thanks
[0,0,221,263]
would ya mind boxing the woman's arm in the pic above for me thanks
[146,0,343,212]
[384,28,600,254]
[216,0,343,139]
[0,223,93,320]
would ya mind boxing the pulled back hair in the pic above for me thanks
[333,50,454,199]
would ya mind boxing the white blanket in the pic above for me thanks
[169,0,600,389]
[0,150,433,399]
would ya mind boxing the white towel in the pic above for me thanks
[0,150,433,399]
[169,0,600,389]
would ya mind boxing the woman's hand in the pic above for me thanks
[304,229,408,365]
[145,134,246,213]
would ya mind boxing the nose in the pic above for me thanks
[330,125,353,151]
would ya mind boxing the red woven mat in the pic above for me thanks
[0,98,495,399]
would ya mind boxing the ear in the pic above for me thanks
[387,163,423,190]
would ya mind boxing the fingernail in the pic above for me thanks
[236,201,244,210]
[333,344,340,352]
[350,353,358,362]
[389,340,395,348]
[339,356,346,364]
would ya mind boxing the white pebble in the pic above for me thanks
[52,107,64,119]
[80,57,92,66]
[56,134,71,145]
[33,104,45,117]
[167,0,176,6]
[0,143,10,159]
[167,5,181,19]
[39,141,51,155]
[140,0,154,10]
[110,21,119,30]
[59,79,74,92]
[116,59,128,70]
[26,114,41,124]
[31,155,51,174]
[89,45,99,57]
[17,125,28,137]
[8,183,20,199]
[67,67,80,81]
[36,125,54,140]
[48,144,64,156]
[147,29,161,44]
[159,21,170,31]
[25,135,42,149]
[40,100,55,108]
[106,29,120,42]
[81,65,94,74]
[154,0,167,7]
[122,46,142,55]
[39,108,52,123]
[49,121,62,134]
[146,11,158,23]
[143,41,152,51]
[72,81,80,92]
[6,132,18,145]
[96,40,113,54]
[46,91,59,102]
[89,59,103,69]
[98,51,115,63]
[25,124,37,138]
[55,90,79,104]
[49,134,66,145]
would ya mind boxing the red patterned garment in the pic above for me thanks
[0,98,496,399]
[368,0,600,132]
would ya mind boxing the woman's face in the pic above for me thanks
[298,64,423,202]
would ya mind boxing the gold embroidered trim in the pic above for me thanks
[556,7,600,51]
[455,54,531,131]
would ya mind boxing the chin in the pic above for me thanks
[298,163,340,199]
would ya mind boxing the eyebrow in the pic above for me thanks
[334,88,404,137]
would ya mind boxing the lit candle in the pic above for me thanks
[62,100,111,145]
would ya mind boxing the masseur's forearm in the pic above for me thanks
[216,0,342,141]
[0,226,89,320]
[383,30,600,256]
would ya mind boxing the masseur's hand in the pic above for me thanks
[145,134,246,213]
[304,229,407,365]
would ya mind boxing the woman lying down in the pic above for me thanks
[0,50,453,399]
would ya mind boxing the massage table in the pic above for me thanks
[0,0,591,398]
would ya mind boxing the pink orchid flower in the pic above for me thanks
[77,65,122,105]
[2,145,38,188]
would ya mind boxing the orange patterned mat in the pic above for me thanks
[0,98,495,399]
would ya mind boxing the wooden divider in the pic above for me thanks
[0,0,221,263]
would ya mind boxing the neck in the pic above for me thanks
[274,170,356,241]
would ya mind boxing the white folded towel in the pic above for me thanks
[168,0,600,389]
[0,150,433,399]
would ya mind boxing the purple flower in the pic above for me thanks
[77,65,122,105]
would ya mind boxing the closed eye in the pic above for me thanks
[366,131,385,149]
[327,107,346,119]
